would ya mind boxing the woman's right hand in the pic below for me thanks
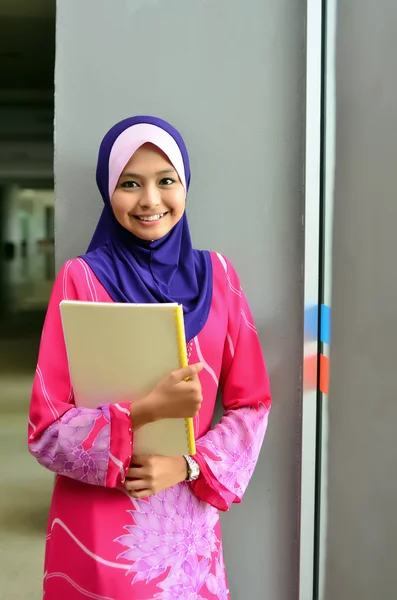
[129,363,204,429]
[147,363,204,420]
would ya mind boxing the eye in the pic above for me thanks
[120,180,139,189]
[159,177,175,186]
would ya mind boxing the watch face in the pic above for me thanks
[185,456,200,481]
[189,459,200,480]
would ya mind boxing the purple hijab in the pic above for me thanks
[80,116,212,342]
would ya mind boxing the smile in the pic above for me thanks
[134,212,168,222]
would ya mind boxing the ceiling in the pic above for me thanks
[0,0,55,100]
[0,0,55,164]
[0,0,55,18]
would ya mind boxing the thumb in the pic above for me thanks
[175,363,204,382]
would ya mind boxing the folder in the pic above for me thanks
[60,300,196,456]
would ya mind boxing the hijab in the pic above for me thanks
[80,116,213,342]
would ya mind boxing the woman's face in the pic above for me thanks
[110,143,186,241]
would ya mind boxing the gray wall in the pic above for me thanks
[324,1,397,598]
[55,1,306,598]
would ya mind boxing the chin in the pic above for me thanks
[131,226,169,241]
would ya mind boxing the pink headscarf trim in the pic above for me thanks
[108,123,187,198]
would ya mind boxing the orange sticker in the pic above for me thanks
[303,354,318,390]
[319,354,329,395]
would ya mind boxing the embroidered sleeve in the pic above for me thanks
[191,256,272,510]
[28,260,133,487]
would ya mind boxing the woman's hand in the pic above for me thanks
[148,362,204,420]
[124,455,188,499]
[130,363,204,429]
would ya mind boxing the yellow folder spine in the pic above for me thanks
[174,305,196,455]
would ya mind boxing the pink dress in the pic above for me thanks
[28,251,271,600]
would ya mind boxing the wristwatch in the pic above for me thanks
[183,455,200,481]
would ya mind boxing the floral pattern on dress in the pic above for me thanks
[196,404,269,497]
[205,548,229,600]
[154,554,212,600]
[29,406,110,486]
[115,483,219,594]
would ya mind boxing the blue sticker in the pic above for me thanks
[320,304,331,345]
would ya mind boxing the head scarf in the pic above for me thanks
[80,116,213,342]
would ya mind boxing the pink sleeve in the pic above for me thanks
[191,257,272,511]
[28,261,133,488]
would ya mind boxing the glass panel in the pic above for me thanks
[315,1,336,598]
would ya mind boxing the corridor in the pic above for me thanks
[0,322,53,599]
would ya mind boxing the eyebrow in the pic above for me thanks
[120,168,177,178]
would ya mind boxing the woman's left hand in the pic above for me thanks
[124,455,188,499]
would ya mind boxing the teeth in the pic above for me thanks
[137,213,165,222]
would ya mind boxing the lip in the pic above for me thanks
[132,212,168,226]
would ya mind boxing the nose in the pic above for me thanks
[139,183,161,209]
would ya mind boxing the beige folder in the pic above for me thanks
[60,300,195,456]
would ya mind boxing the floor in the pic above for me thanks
[0,318,54,599]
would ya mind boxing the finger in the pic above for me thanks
[126,466,145,479]
[185,372,200,383]
[124,478,148,492]
[129,488,154,499]
[173,363,203,382]
[130,455,152,467]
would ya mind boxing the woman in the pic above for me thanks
[28,115,271,599]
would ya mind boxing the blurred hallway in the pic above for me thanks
[0,316,53,599]
[0,1,56,597]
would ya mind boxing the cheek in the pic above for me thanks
[110,193,131,217]
[171,191,186,215]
